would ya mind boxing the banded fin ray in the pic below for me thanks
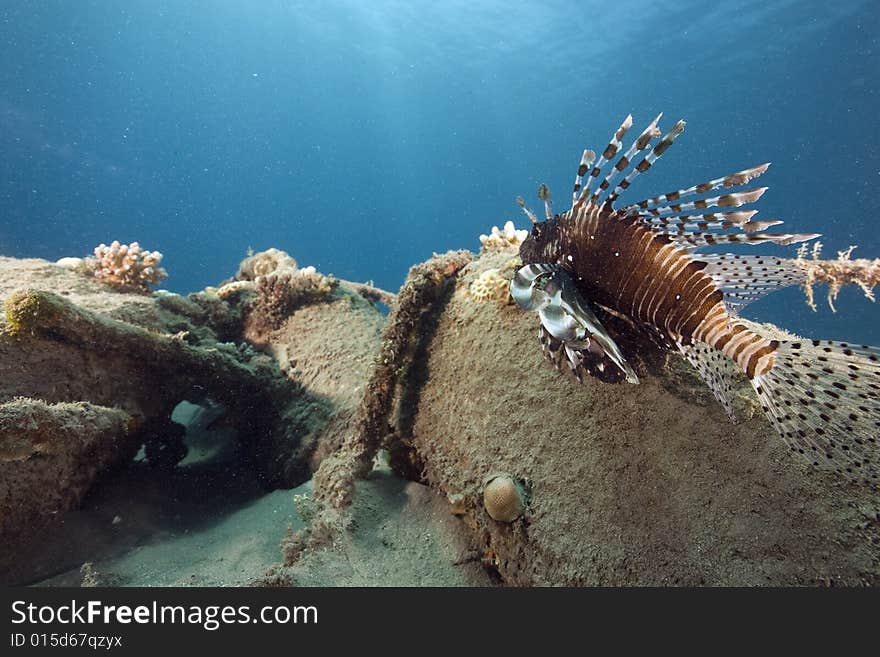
[647,214,783,235]
[571,149,596,207]
[646,210,758,226]
[678,340,743,422]
[592,113,663,206]
[632,187,769,217]
[621,163,772,215]
[576,115,633,205]
[605,119,687,208]
[659,229,820,249]
[643,210,784,234]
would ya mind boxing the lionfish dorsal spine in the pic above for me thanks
[574,114,633,206]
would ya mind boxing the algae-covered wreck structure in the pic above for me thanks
[1,226,877,585]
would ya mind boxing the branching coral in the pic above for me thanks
[83,241,167,293]
[479,220,528,252]
[469,268,512,304]
[795,241,880,312]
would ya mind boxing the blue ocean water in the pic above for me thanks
[1,0,878,343]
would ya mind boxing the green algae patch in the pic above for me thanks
[3,289,67,337]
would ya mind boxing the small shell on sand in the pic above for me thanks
[482,472,527,522]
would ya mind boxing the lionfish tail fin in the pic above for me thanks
[752,340,880,485]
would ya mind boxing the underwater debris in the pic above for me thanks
[795,241,880,312]
[2,288,310,487]
[482,473,527,522]
[0,398,137,541]
[305,250,473,516]
[339,280,397,307]
[397,246,880,584]
[252,268,337,331]
[83,241,167,293]
[479,220,529,252]
[469,268,511,304]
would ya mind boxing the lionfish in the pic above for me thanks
[510,113,879,485]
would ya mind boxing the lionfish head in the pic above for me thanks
[518,216,560,266]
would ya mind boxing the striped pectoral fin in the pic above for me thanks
[677,340,744,422]
[698,254,810,314]
[552,272,639,384]
[751,340,880,485]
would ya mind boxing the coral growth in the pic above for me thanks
[237,248,298,281]
[469,268,512,304]
[83,241,167,293]
[231,248,338,332]
[215,280,254,301]
[796,242,880,312]
[479,220,528,252]
[253,268,336,330]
